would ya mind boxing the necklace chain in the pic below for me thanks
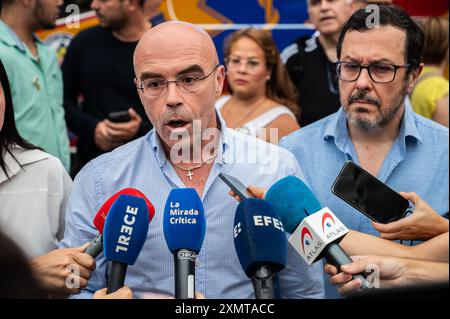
[169,152,218,180]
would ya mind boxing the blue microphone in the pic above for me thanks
[265,176,367,288]
[163,188,206,299]
[103,194,150,293]
[234,198,287,299]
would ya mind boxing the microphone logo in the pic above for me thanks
[321,212,336,233]
[300,227,313,254]
[177,250,197,261]
[234,222,242,238]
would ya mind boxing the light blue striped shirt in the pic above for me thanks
[60,117,325,299]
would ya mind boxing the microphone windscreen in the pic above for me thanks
[163,188,206,253]
[233,198,287,277]
[265,176,321,233]
[103,194,150,265]
[93,188,155,234]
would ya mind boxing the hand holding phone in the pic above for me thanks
[219,173,257,201]
[331,161,412,224]
[108,110,131,123]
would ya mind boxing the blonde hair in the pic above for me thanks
[422,17,449,65]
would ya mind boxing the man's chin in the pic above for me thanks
[348,114,380,131]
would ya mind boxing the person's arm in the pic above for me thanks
[410,232,449,263]
[324,255,449,295]
[59,161,109,298]
[372,192,449,241]
[433,94,449,127]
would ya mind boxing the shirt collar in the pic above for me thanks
[0,146,48,184]
[323,105,423,150]
[147,111,231,168]
[0,20,45,53]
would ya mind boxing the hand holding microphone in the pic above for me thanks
[264,176,368,289]
[30,243,96,295]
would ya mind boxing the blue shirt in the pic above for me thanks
[60,118,325,299]
[280,106,449,298]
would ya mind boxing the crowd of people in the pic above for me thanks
[0,0,448,299]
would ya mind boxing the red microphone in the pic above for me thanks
[85,188,155,258]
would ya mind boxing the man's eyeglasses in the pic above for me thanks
[224,56,264,74]
[336,61,410,83]
[136,65,220,98]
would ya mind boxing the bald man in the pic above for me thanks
[60,22,325,299]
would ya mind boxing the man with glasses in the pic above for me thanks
[279,6,449,298]
[60,21,325,299]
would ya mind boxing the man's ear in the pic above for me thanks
[215,65,225,96]
[407,63,424,93]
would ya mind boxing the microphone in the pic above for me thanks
[163,188,206,299]
[265,176,367,288]
[233,198,287,299]
[85,188,155,258]
[103,194,152,293]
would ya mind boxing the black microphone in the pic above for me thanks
[233,198,288,299]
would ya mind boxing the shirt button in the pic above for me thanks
[195,259,201,267]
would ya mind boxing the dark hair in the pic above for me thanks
[0,230,48,298]
[337,5,425,73]
[223,28,301,117]
[0,59,41,178]
[422,17,449,65]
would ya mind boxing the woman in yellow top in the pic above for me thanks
[411,17,449,127]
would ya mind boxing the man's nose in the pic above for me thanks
[355,68,374,91]
[165,82,184,108]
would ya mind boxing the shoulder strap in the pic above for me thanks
[243,106,296,129]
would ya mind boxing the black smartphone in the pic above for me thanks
[108,110,131,122]
[331,161,412,224]
[219,173,256,201]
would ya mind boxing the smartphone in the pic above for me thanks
[219,173,256,201]
[331,161,412,224]
[108,110,131,123]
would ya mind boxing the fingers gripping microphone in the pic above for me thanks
[265,176,367,288]
[163,188,206,299]
[103,194,152,293]
[85,188,154,258]
[234,198,287,299]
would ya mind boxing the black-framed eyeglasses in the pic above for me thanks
[336,61,410,84]
[136,64,220,98]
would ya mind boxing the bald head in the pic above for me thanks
[134,21,218,78]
